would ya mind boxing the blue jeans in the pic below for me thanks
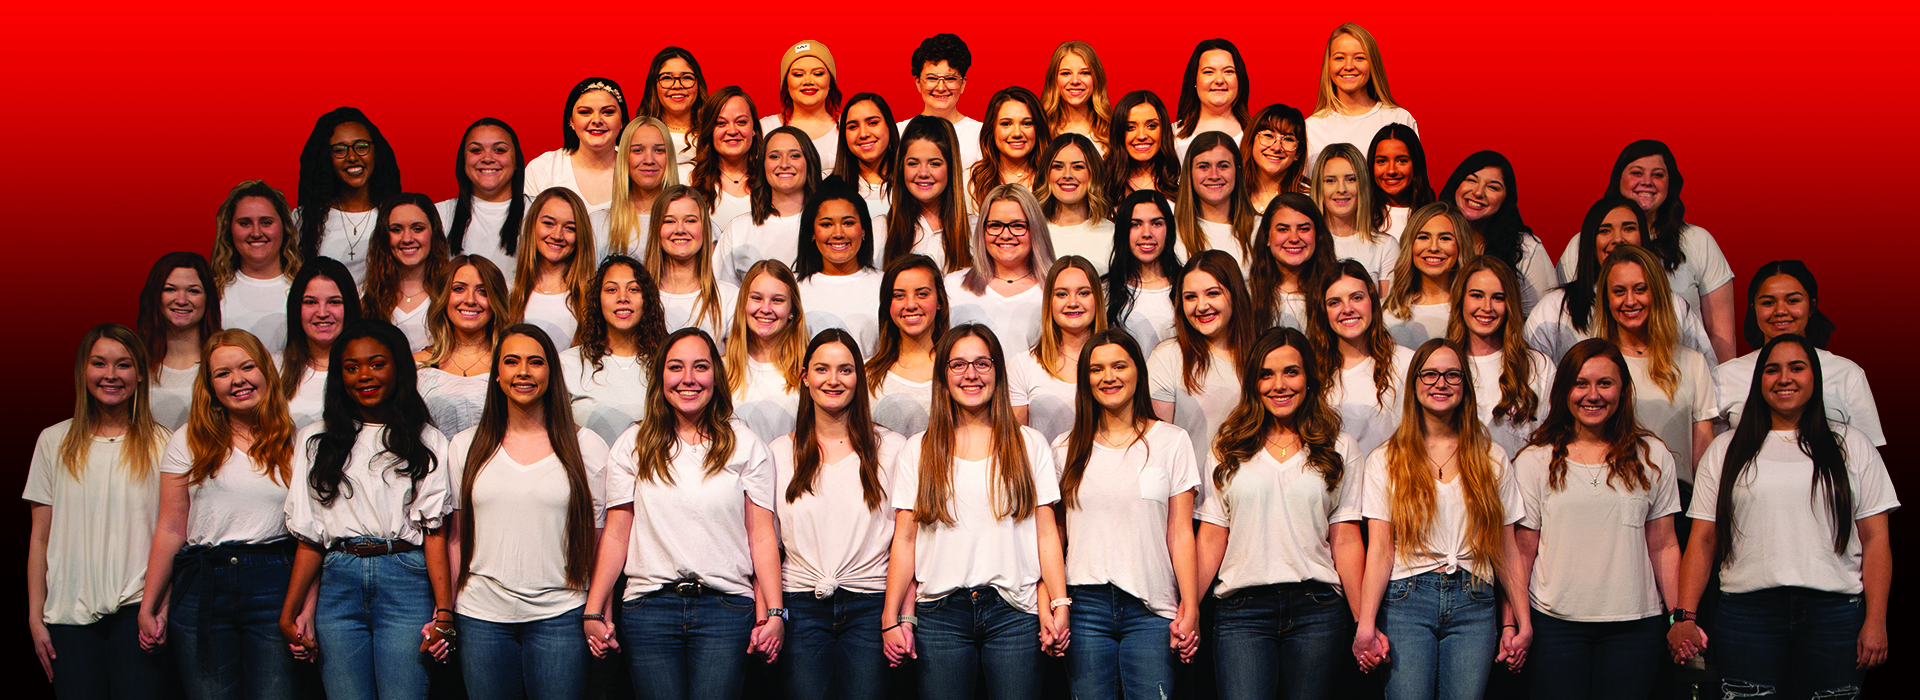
[1066,584,1176,700]
[169,541,306,700]
[458,607,588,700]
[1712,587,1866,698]
[1213,582,1354,700]
[1378,570,1500,700]
[1526,610,1665,700]
[315,543,434,700]
[781,590,885,700]
[620,590,757,700]
[45,605,174,700]
[914,586,1041,700]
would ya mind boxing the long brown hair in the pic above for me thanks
[419,256,510,370]
[1525,338,1655,492]
[60,324,165,481]
[1211,327,1345,491]
[575,255,668,376]
[640,185,727,334]
[509,188,599,343]
[1382,339,1505,578]
[1596,244,1682,398]
[1307,260,1398,406]
[913,325,1036,525]
[968,87,1052,209]
[631,328,738,485]
[866,254,950,394]
[457,325,597,589]
[1033,256,1108,380]
[885,116,973,272]
[136,252,221,374]
[785,330,886,510]
[1172,131,1255,257]
[1246,193,1338,318]
[723,260,807,395]
[1447,257,1541,425]
[688,87,763,210]
[1058,330,1152,510]
[1173,251,1256,394]
[361,193,451,324]
[185,330,293,487]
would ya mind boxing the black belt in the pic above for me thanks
[642,580,722,598]
[331,539,422,557]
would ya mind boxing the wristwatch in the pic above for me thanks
[1670,608,1697,625]
[765,608,789,620]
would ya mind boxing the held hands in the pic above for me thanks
[1040,606,1071,657]
[1496,624,1532,671]
[1352,626,1390,672]
[29,621,55,682]
[1666,621,1708,664]
[419,617,454,663]
[883,623,917,666]
[584,618,620,658]
[1857,620,1889,669]
[137,608,168,651]
[279,611,318,662]
[748,616,784,662]
[1169,611,1200,663]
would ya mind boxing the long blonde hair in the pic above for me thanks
[59,324,165,481]
[1312,22,1402,117]
[1039,41,1112,153]
[1445,258,1541,425]
[914,325,1036,525]
[1310,144,1380,243]
[210,180,301,287]
[1383,201,1479,319]
[420,255,511,369]
[607,117,680,257]
[641,185,726,334]
[1033,256,1107,381]
[1382,339,1505,579]
[723,260,807,396]
[185,330,293,486]
[509,188,598,344]
[1596,245,1682,398]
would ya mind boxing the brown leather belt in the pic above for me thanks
[332,540,422,557]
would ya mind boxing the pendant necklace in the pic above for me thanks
[341,209,373,260]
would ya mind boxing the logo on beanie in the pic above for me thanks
[794,44,811,52]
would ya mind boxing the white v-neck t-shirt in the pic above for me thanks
[1147,340,1241,467]
[1197,434,1363,595]
[449,427,609,622]
[222,273,292,353]
[1329,345,1417,461]
[159,431,291,546]
[1055,422,1201,617]
[608,419,775,599]
[944,271,1044,354]
[1714,348,1883,447]
[772,429,907,596]
[24,421,165,625]
[1361,441,1521,582]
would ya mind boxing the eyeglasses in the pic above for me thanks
[920,73,964,88]
[330,140,373,160]
[946,358,996,375]
[1418,370,1465,387]
[984,220,1030,237]
[657,73,697,88]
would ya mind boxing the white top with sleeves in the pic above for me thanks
[797,269,884,356]
[148,364,199,431]
[1048,219,1115,276]
[1196,434,1363,595]
[607,419,776,599]
[1146,340,1240,467]
[735,359,799,442]
[418,368,490,438]
[714,212,803,287]
[944,271,1044,354]
[448,427,609,623]
[1010,352,1078,446]
[283,421,453,547]
[23,421,165,625]
[1384,302,1451,349]
[524,149,612,247]
[1055,422,1201,617]
[1332,232,1398,294]
[1468,349,1557,458]
[871,371,934,438]
[519,291,579,350]
[1116,283,1178,352]
[1622,349,1717,481]
[159,431,290,546]
[559,346,651,446]
[435,196,528,277]
[771,428,907,596]
[1514,439,1680,621]
[891,425,1061,614]
[659,282,738,343]
[1554,224,1734,323]
[1714,348,1883,447]
[1328,345,1417,462]
[1360,441,1521,582]
[281,360,328,430]
[222,273,292,353]
[1303,105,1418,178]
[1522,287,1718,368]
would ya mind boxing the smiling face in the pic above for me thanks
[993,100,1037,163]
[1319,156,1361,219]
[786,56,830,108]
[1252,125,1300,177]
[983,199,1032,269]
[1329,32,1373,95]
[1414,346,1464,415]
[655,57,698,119]
[385,204,433,269]
[231,197,284,269]
[340,337,396,411]
[1372,138,1412,198]
[1086,342,1136,413]
[743,273,794,340]
[1459,269,1507,341]
[446,264,491,334]
[463,125,515,198]
[207,344,267,416]
[1618,155,1669,212]
[1256,344,1308,422]
[160,267,207,331]
[599,263,643,333]
[628,124,670,192]
[533,197,578,264]
[1605,261,1653,332]
[812,198,864,271]
[571,90,622,152]
[805,340,859,413]
[1409,218,1461,280]
[495,333,550,408]
[945,335,995,411]
[1568,355,1622,431]
[915,60,967,114]
[300,277,347,345]
[1047,143,1090,207]
[86,338,141,409]
[1753,274,1812,342]
[764,132,806,195]
[1195,49,1239,111]
[1760,342,1814,421]
[660,335,717,418]
[712,96,755,159]
[843,100,891,168]
[330,122,373,190]
[889,266,940,340]
[1322,274,1374,341]
[1181,269,1232,339]
[1454,166,1507,222]
[1124,103,1161,164]
[658,196,706,262]
[1190,145,1236,208]
[1594,205,1641,263]
[1129,202,1169,263]
[1050,267,1096,333]
[1055,53,1094,108]
[1267,207,1316,270]
[902,139,949,205]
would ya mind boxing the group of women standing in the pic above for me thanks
[26,21,1894,700]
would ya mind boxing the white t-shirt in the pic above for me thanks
[1055,422,1201,617]
[871,214,970,272]
[524,150,612,246]
[1622,350,1716,481]
[1515,440,1680,621]
[1468,350,1556,458]
[1384,302,1450,349]
[797,269,884,356]
[1329,345,1417,463]
[872,371,934,438]
[1270,292,1310,331]
[1332,232,1399,294]
[149,364,199,431]
[1173,126,1243,162]
[1511,234,1561,318]
[560,346,651,446]
[659,282,737,342]
[714,212,802,287]
[1196,434,1363,595]
[307,207,377,286]
[418,368,490,438]
[448,427,609,623]
[1011,352,1078,445]
[1523,287,1719,368]
[891,426,1061,613]
[520,291,579,350]
[1147,340,1240,466]
[222,273,291,353]
[1303,105,1419,176]
[24,421,164,625]
[1554,224,1734,323]
[1689,428,1899,595]
[1116,283,1178,353]
[735,359,799,441]
[435,196,528,277]
[283,421,453,547]
[1194,219,1253,275]
[759,115,841,176]
[945,271,1044,355]
[1361,441,1521,581]
[159,431,290,546]
[710,191,752,242]
[279,358,328,429]
[1047,219,1115,276]
[1714,349,1883,447]
[853,177,892,220]
[1383,206,1412,240]
[392,302,431,354]
[771,429,907,596]
[608,419,776,599]
[897,116,984,174]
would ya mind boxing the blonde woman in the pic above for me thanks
[1012,256,1107,443]
[1040,41,1112,154]
[1381,202,1479,349]
[724,260,808,442]
[417,255,513,437]
[643,185,736,340]
[947,184,1057,354]
[509,188,598,348]
[1304,22,1418,171]
[1595,245,1715,481]
[604,117,679,259]
[210,181,301,352]
[1447,258,1555,457]
[1312,144,1397,286]
[1037,134,1114,275]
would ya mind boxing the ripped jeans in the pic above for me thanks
[1713,586,1865,699]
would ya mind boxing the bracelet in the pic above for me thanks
[1501,624,1517,630]
[882,623,903,633]
[1050,597,1074,610]
[582,613,605,622]
[897,615,919,627]
[435,607,455,617]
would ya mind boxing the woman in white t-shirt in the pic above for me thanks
[643,186,735,341]
[604,117,678,261]
[562,255,667,445]
[867,255,949,437]
[360,193,450,353]
[1173,131,1256,272]
[1197,327,1363,700]
[1596,246,1715,481]
[1353,339,1529,698]
[211,180,300,353]
[1041,41,1112,154]
[295,107,402,285]
[1242,104,1312,213]
[687,87,763,238]
[1105,191,1183,353]
[1246,193,1338,330]
[773,330,906,700]
[877,116,973,273]
[714,126,821,286]
[1670,335,1896,696]
[1449,259,1554,457]
[762,40,843,175]
[26,324,170,697]
[1108,91,1181,202]
[136,252,220,431]
[1530,195,1719,368]
[1440,151,1557,316]
[968,87,1051,209]
[1715,261,1883,446]
[833,93,899,218]
[1015,257,1106,443]
[581,328,785,698]
[1057,329,1201,698]
[276,259,360,429]
[136,329,301,697]
[524,78,628,238]
[1312,144,1398,288]
[278,320,455,700]
[439,118,528,275]
[1365,124,1434,241]
[636,47,708,169]
[414,256,511,438]
[446,325,609,700]
[724,261,807,441]
[1171,39,1249,161]
[1381,202,1479,349]
[947,185,1056,353]
[1304,23,1417,173]
[881,324,1068,698]
[1038,134,1115,275]
[508,189,597,349]
[1307,260,1415,464]
[795,183,885,354]
[1149,251,1257,467]
[1510,338,1680,699]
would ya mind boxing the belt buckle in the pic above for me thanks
[674,581,700,597]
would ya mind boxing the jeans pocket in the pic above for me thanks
[1466,581,1498,604]
[714,594,754,611]
[1384,579,1413,603]
[1215,591,1250,610]
[916,593,951,612]
[1308,588,1346,607]
[393,549,429,574]
[621,596,647,612]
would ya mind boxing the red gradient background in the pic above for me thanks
[6,1,1913,694]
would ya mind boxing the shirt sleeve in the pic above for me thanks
[1359,448,1393,522]
[1844,430,1900,519]
[1687,434,1732,521]
[1330,434,1365,523]
[890,436,923,512]
[1683,226,1735,294]
[1492,444,1523,526]
[579,429,612,528]
[158,429,192,476]
[736,426,778,513]
[1026,428,1061,507]
[1684,352,1718,423]
[1522,294,1570,363]
[1146,342,1179,403]
[1834,358,1885,447]
[1513,446,1546,530]
[1166,428,1202,497]
[1713,358,1749,424]
[1515,235,1561,318]
[21,426,61,505]
[445,429,474,510]
[283,426,324,543]
[604,426,640,508]
[1648,442,1682,520]
[1007,354,1033,408]
[1193,450,1228,527]
[407,426,455,531]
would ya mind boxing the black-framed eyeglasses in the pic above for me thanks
[1418,370,1464,387]
[946,358,996,375]
[330,140,373,160]
[657,73,697,89]
[984,220,1030,237]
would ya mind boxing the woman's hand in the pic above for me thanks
[1042,606,1071,656]
[585,618,620,658]
[749,617,784,662]
[1170,609,1199,662]
[883,623,916,666]
[137,607,168,651]
[1497,624,1532,671]
[280,611,317,662]
[30,621,55,682]
[419,617,453,662]
[1857,619,1889,669]
[1352,625,1390,672]
[1667,620,1707,663]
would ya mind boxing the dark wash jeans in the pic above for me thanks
[619,591,756,700]
[780,590,885,700]
[914,586,1041,700]
[457,607,588,700]
[1213,581,1353,700]
[1526,609,1666,700]
[1712,586,1866,698]
[46,605,174,700]
[1065,584,1176,700]
[169,541,307,700]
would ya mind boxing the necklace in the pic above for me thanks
[340,209,374,260]
[446,344,489,376]
[996,271,1033,284]
[1776,431,1798,444]
[1267,432,1299,460]
[1429,446,1459,480]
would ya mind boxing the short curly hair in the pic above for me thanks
[910,33,972,77]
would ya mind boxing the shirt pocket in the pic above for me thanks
[1619,489,1651,528]
[1137,466,1170,503]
